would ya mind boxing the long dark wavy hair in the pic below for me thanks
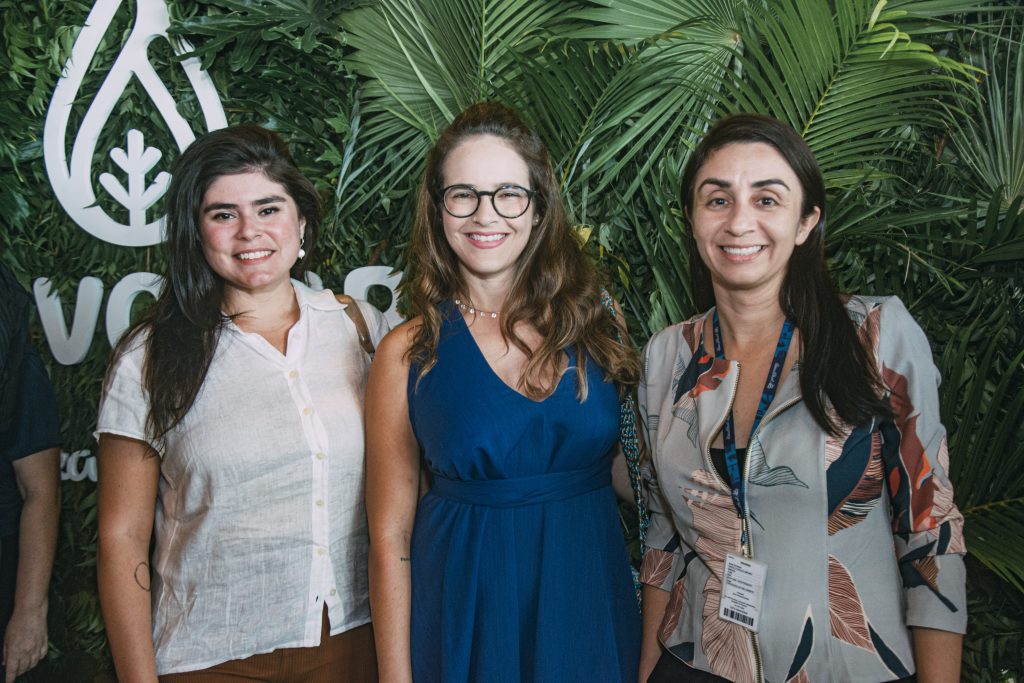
[108,124,321,441]
[404,102,639,400]
[680,113,890,434]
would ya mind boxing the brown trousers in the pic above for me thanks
[158,608,377,683]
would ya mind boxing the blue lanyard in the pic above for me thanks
[711,310,794,520]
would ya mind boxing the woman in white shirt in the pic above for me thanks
[96,125,387,682]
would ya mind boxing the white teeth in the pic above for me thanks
[468,233,506,243]
[237,250,272,260]
[722,245,763,256]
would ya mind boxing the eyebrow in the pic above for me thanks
[698,178,791,191]
[203,195,289,212]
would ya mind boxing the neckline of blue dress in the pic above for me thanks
[448,300,576,405]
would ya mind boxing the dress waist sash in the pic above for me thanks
[430,461,611,508]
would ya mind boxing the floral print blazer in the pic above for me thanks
[638,296,966,683]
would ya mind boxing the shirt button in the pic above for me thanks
[315,452,325,460]
[288,369,298,379]
[315,499,324,507]
[330,588,337,596]
[317,548,326,556]
[303,407,313,416]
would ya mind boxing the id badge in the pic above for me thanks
[719,553,767,632]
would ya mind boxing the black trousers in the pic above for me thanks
[647,652,731,682]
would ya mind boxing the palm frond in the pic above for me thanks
[949,14,1024,207]
[937,309,1024,593]
[718,0,978,184]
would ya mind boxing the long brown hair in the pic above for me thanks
[404,102,639,400]
[108,125,321,441]
[680,113,890,434]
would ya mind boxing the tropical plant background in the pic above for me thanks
[1,0,1021,680]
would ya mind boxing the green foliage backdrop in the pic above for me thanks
[1,0,1021,680]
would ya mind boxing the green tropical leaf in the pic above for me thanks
[948,15,1024,207]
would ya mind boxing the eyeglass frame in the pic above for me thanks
[439,183,537,219]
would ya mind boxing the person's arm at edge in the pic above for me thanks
[875,298,966,679]
[912,626,962,682]
[96,434,160,683]
[3,447,60,683]
[611,447,633,502]
[639,584,670,682]
[366,323,422,683]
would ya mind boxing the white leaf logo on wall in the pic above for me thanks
[44,0,227,247]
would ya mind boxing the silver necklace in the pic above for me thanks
[454,297,500,319]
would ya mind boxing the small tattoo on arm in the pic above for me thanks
[134,561,152,591]
[400,556,411,562]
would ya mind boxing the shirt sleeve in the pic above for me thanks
[877,297,967,634]
[4,346,61,462]
[637,335,686,592]
[94,341,158,453]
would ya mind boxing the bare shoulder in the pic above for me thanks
[374,317,424,368]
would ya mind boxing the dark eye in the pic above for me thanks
[707,197,728,207]
[211,211,235,221]
[498,188,525,200]
[259,205,280,216]
[446,187,476,201]
[757,197,778,207]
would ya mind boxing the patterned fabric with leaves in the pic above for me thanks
[638,296,967,682]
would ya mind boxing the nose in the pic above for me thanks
[472,193,499,223]
[235,211,261,239]
[725,201,755,235]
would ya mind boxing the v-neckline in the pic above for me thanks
[453,308,574,404]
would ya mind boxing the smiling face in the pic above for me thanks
[689,142,820,300]
[199,171,306,304]
[440,134,536,290]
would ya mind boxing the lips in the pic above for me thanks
[235,249,273,261]
[721,245,764,256]
[719,245,766,262]
[466,232,509,248]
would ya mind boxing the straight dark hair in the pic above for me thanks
[680,113,890,435]
[108,124,321,441]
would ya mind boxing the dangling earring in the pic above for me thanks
[297,236,306,261]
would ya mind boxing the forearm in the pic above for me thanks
[368,534,414,683]
[364,325,422,683]
[12,475,59,618]
[912,627,962,683]
[639,585,670,682]
[97,535,159,682]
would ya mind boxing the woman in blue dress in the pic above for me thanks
[365,102,641,682]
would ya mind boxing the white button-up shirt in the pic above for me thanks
[96,281,388,675]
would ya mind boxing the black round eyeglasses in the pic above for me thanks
[441,184,536,219]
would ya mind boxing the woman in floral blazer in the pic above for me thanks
[637,114,966,683]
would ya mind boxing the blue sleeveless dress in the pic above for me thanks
[408,304,640,682]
